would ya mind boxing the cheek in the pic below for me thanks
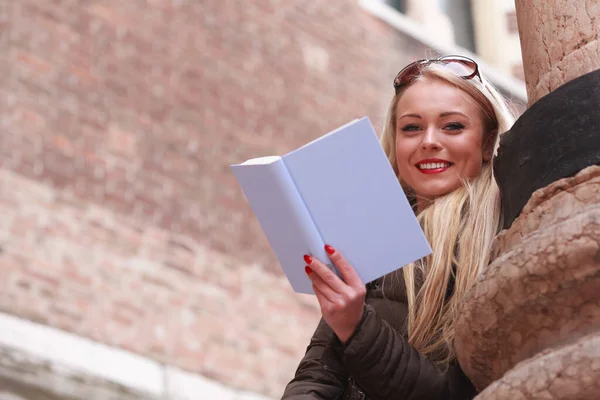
[463,160,483,178]
[395,147,416,187]
[455,134,485,176]
[395,141,411,172]
[461,148,484,178]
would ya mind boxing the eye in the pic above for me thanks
[444,122,465,131]
[400,124,421,133]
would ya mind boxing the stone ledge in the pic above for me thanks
[0,312,273,400]
[0,345,154,400]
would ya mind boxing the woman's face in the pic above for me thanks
[395,79,491,207]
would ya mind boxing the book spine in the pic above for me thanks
[273,160,330,263]
[278,162,336,275]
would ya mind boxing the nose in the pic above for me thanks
[421,127,442,151]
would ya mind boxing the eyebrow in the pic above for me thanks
[398,111,470,120]
[441,111,469,119]
[399,113,422,119]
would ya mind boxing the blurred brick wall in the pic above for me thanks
[0,0,432,397]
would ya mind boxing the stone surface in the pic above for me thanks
[515,0,600,106]
[0,344,157,400]
[475,332,600,400]
[459,1,600,397]
[455,166,600,391]
[0,312,273,400]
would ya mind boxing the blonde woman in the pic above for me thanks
[282,56,516,400]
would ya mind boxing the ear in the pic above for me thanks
[482,129,498,162]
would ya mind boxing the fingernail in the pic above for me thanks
[305,266,312,275]
[325,244,335,255]
[303,254,313,264]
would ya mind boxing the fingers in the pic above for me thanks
[312,284,350,324]
[304,248,367,343]
[312,284,329,311]
[309,271,338,303]
[324,245,364,289]
[304,254,346,293]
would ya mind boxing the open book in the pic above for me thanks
[231,117,431,294]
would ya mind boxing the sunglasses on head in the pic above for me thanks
[393,55,482,92]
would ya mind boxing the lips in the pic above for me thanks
[416,159,453,174]
[418,162,451,170]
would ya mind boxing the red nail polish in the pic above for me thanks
[325,244,335,255]
[305,266,312,275]
[303,254,313,264]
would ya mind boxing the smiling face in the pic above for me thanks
[395,78,492,209]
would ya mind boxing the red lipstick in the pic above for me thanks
[416,158,452,175]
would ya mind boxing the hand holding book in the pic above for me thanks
[304,244,366,343]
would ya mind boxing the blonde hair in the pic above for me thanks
[380,63,516,364]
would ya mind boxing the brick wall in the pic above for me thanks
[0,0,453,397]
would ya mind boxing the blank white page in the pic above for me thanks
[283,117,431,284]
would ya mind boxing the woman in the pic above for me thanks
[281,56,516,400]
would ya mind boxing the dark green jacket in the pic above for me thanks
[281,272,476,400]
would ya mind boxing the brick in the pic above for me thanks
[0,0,520,398]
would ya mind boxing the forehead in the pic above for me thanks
[396,79,480,116]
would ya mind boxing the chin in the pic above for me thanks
[417,187,458,200]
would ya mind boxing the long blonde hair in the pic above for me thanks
[380,64,516,364]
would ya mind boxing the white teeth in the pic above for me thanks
[418,162,450,170]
